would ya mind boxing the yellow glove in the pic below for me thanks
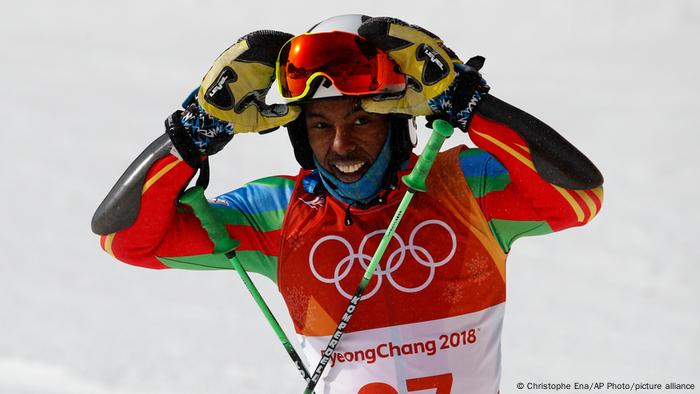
[198,30,301,133]
[357,17,462,116]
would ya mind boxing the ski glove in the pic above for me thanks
[358,17,489,131]
[198,30,301,133]
[425,59,490,132]
[165,92,234,169]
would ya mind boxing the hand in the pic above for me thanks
[426,58,490,132]
[165,92,234,168]
[197,30,301,133]
[358,17,489,131]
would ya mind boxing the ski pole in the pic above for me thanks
[303,119,455,393]
[179,186,312,383]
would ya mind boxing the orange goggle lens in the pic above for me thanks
[277,31,406,100]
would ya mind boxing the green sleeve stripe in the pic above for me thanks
[245,176,295,188]
[488,219,553,253]
[157,250,278,283]
[158,254,233,270]
[459,148,487,158]
[465,173,511,198]
[459,148,511,198]
[212,205,286,232]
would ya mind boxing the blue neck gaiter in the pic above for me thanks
[313,130,392,206]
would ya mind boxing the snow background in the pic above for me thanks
[1,0,699,393]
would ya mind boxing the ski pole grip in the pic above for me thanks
[179,186,240,254]
[402,119,454,192]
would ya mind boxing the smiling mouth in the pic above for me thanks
[329,161,368,182]
[334,162,365,174]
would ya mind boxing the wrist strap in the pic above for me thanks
[196,158,210,189]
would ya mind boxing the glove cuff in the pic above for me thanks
[165,110,204,169]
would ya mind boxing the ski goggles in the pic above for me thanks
[276,31,406,101]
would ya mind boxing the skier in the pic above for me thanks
[92,14,603,394]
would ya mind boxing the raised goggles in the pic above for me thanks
[276,31,406,101]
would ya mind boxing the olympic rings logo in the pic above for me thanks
[308,220,457,300]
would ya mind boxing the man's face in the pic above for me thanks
[305,98,389,183]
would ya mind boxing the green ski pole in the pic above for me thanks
[179,186,312,384]
[303,119,455,393]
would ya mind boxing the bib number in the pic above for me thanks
[358,373,453,394]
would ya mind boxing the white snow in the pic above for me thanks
[1,0,698,393]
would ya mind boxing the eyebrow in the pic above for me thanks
[305,111,327,119]
[306,103,366,119]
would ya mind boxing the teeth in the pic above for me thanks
[335,162,363,174]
